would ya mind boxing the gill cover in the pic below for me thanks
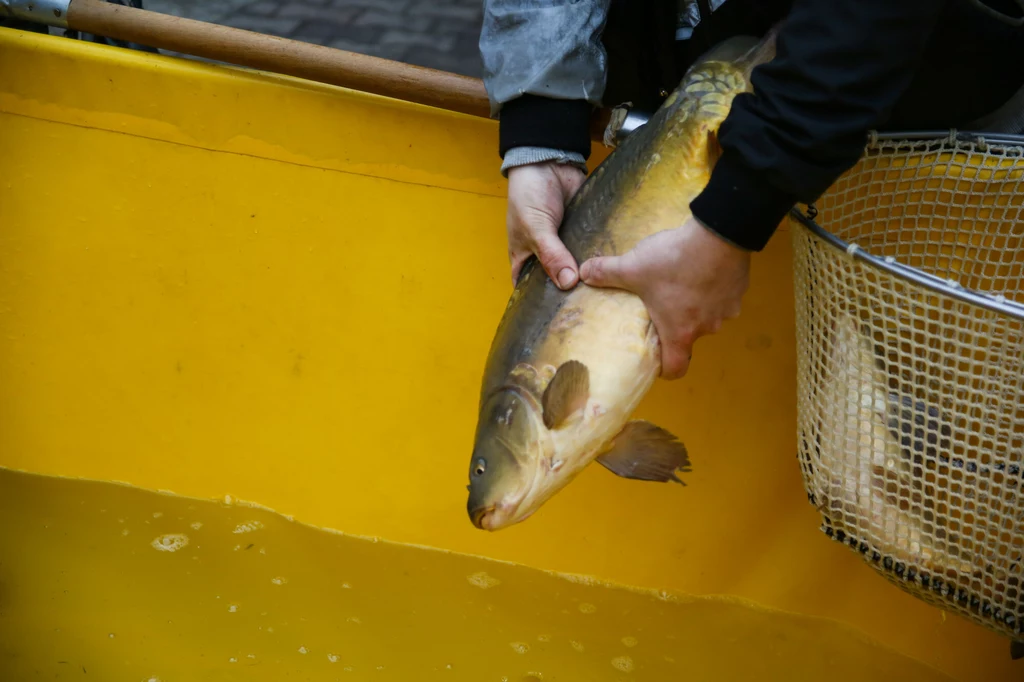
[466,388,539,520]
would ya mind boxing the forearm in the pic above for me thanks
[690,0,946,252]
[480,0,611,163]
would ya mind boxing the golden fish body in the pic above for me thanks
[466,33,778,531]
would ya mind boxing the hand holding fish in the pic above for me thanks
[580,216,751,380]
[506,162,586,290]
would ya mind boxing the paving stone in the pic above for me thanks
[380,29,455,52]
[241,1,282,16]
[354,9,431,32]
[407,1,481,22]
[277,3,361,23]
[222,14,302,34]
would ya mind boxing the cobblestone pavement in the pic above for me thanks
[146,0,484,77]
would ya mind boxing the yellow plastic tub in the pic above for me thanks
[0,27,1015,681]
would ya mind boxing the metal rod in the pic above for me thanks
[789,130,1024,322]
[0,0,70,28]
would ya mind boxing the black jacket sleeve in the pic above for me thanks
[690,0,947,252]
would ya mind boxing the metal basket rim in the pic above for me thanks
[789,129,1024,323]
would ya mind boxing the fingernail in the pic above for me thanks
[557,268,576,288]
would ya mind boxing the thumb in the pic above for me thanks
[533,232,579,290]
[580,254,630,290]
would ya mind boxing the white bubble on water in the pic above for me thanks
[153,512,163,518]
[122,529,130,537]
[233,520,264,534]
[190,521,203,530]
[109,633,115,639]
[578,602,597,614]
[247,654,256,659]
[144,678,161,682]
[151,534,189,552]
[224,495,234,505]
[298,645,308,654]
[118,518,125,524]
[259,547,267,555]
[467,571,500,589]
[376,666,384,670]
[341,582,351,589]
[228,604,238,613]
[228,657,237,663]
[621,636,638,648]
[328,653,339,663]
[271,576,288,585]
[344,666,353,672]
[537,634,551,643]
[570,640,585,653]
[611,656,634,673]
[510,642,529,654]
[347,616,362,624]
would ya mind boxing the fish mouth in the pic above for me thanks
[469,504,496,530]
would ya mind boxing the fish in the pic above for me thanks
[465,31,779,531]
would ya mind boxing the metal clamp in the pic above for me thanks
[0,0,71,29]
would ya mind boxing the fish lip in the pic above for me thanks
[469,504,496,530]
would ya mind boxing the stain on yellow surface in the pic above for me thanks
[0,468,955,681]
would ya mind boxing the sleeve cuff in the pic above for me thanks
[500,147,588,177]
[498,95,594,161]
[689,151,799,253]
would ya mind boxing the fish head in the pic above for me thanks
[467,387,550,531]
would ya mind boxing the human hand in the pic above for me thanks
[506,162,587,289]
[579,216,751,379]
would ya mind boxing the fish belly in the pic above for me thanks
[537,285,660,459]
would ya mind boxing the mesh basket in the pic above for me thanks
[790,130,1024,642]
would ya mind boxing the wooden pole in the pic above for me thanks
[66,0,492,117]
[63,0,613,143]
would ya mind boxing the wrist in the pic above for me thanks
[498,95,594,162]
[689,150,798,252]
[501,147,588,177]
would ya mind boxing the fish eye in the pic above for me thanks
[473,458,486,476]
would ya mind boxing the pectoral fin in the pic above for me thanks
[596,421,691,484]
[541,360,590,429]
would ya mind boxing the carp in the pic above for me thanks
[467,31,778,531]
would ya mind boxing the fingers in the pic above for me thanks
[532,230,579,289]
[580,254,631,291]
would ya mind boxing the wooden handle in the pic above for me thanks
[66,0,491,117]
[64,0,614,144]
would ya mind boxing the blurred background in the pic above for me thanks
[146,0,484,77]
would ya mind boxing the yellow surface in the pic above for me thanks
[0,467,956,681]
[0,28,1016,681]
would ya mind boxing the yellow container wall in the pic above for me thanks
[0,28,1014,681]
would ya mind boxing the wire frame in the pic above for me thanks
[790,131,1024,641]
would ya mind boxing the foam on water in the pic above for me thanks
[510,642,529,654]
[151,534,189,552]
[570,640,584,653]
[621,636,638,647]
[327,653,339,663]
[298,646,308,654]
[190,521,203,530]
[467,571,500,589]
[233,520,264,534]
[611,656,634,672]
[577,602,596,614]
